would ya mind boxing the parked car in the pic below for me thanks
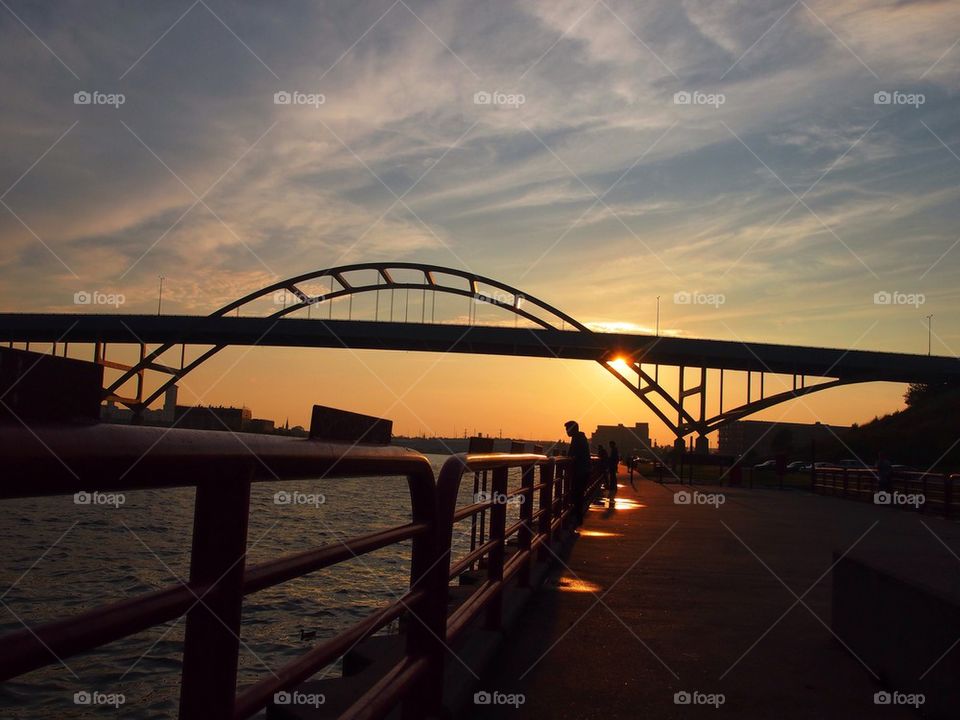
[800,462,839,472]
[891,464,918,473]
[836,459,868,469]
[786,461,806,472]
[753,460,777,470]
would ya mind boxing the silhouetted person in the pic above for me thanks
[597,443,609,485]
[608,441,620,498]
[565,420,590,527]
[877,452,892,493]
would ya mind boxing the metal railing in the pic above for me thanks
[0,424,597,719]
[812,466,958,517]
[436,454,602,644]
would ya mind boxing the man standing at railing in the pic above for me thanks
[565,420,591,528]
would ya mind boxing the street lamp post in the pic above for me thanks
[656,295,660,337]
[926,314,933,356]
[157,275,165,316]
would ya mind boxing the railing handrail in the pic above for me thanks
[814,466,952,480]
[0,423,433,497]
[442,451,554,470]
[811,464,957,519]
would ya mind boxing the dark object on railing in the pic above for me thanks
[309,404,392,444]
[0,347,102,424]
[467,436,495,453]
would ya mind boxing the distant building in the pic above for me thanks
[590,422,651,455]
[101,401,164,425]
[246,418,276,434]
[174,404,252,432]
[100,387,287,436]
[718,420,849,459]
[162,385,178,424]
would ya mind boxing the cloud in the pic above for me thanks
[0,0,956,363]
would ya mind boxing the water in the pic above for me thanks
[0,455,527,718]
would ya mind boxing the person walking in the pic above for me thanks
[597,443,609,490]
[564,420,591,528]
[596,443,608,507]
[608,441,620,499]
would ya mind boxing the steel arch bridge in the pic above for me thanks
[100,261,595,416]
[3,261,958,442]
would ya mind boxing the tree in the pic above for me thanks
[904,382,949,407]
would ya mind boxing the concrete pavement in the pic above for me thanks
[467,472,959,719]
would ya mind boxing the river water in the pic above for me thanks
[0,455,525,718]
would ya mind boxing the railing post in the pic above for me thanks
[555,463,567,523]
[518,464,535,587]
[179,468,252,720]
[485,467,508,630]
[946,474,954,518]
[403,468,445,720]
[478,470,488,568]
[469,470,480,564]
[538,463,555,562]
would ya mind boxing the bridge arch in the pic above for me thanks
[105,262,593,414]
[98,261,876,442]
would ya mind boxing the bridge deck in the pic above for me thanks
[468,474,959,719]
[2,314,959,382]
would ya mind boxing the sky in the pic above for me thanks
[1,0,958,444]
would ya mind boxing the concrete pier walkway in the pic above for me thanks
[468,473,960,719]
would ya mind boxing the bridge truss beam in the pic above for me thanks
[600,359,859,439]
